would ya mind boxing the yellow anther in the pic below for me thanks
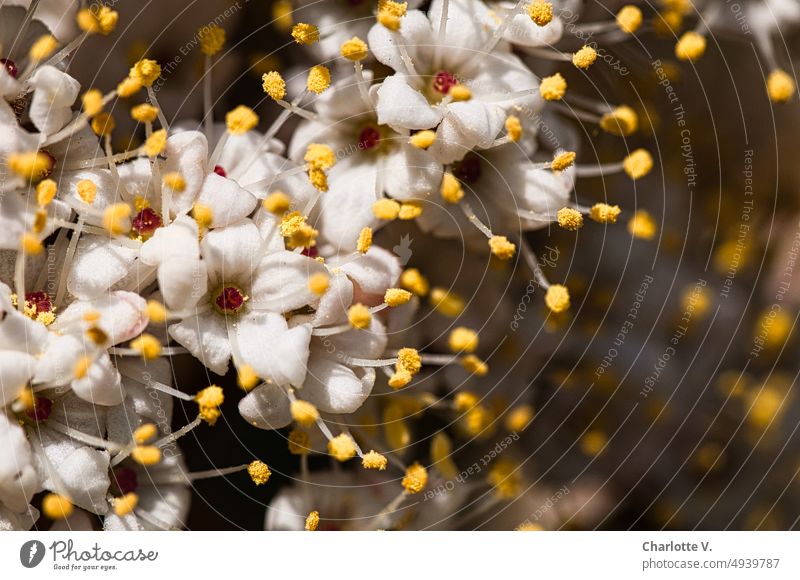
[489,235,516,260]
[449,84,472,101]
[145,300,167,323]
[551,151,576,171]
[131,103,159,123]
[77,6,118,35]
[767,69,796,103]
[454,391,479,412]
[590,203,621,224]
[308,167,329,192]
[116,76,142,98]
[440,173,464,204]
[384,288,412,307]
[144,129,167,157]
[400,268,430,296]
[327,433,357,461]
[226,105,259,135]
[76,179,97,205]
[237,365,260,392]
[263,191,291,214]
[505,115,522,141]
[292,23,319,45]
[401,463,428,494]
[130,445,162,465]
[199,24,226,56]
[86,325,108,346]
[280,211,318,249]
[362,450,388,470]
[599,105,638,136]
[623,149,653,180]
[195,385,225,426]
[409,130,436,149]
[505,405,535,432]
[130,334,162,360]
[308,273,330,295]
[8,151,52,181]
[29,34,58,61]
[36,179,57,207]
[16,388,36,414]
[397,347,422,375]
[581,430,607,456]
[557,207,584,230]
[528,1,553,26]
[398,200,423,220]
[357,227,373,254]
[305,510,320,531]
[82,311,101,323]
[616,5,643,34]
[162,172,186,192]
[448,327,479,353]
[133,423,158,444]
[32,210,47,235]
[572,45,597,69]
[304,143,336,171]
[461,354,489,377]
[628,209,657,240]
[430,287,465,317]
[675,31,706,61]
[340,37,369,61]
[654,9,684,36]
[272,0,294,32]
[91,112,115,137]
[307,65,331,94]
[431,432,458,478]
[103,203,132,236]
[291,400,320,427]
[130,59,161,87]
[42,493,74,520]
[488,458,522,499]
[113,493,139,517]
[377,0,408,31]
[348,303,372,329]
[261,71,287,101]
[247,460,271,485]
[373,198,401,220]
[540,73,567,101]
[288,429,310,455]
[81,89,104,117]
[517,522,545,531]
[21,233,43,256]
[544,284,570,314]
[388,370,412,389]
[192,203,214,229]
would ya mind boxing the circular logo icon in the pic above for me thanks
[20,540,46,568]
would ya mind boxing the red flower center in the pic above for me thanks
[433,71,458,95]
[112,468,139,495]
[215,286,246,313]
[301,246,319,258]
[213,165,227,177]
[25,396,53,422]
[453,153,482,183]
[131,207,163,237]
[25,292,53,316]
[358,126,381,151]
[0,58,18,79]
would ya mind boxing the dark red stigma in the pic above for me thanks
[358,126,381,151]
[215,286,246,313]
[0,58,18,79]
[453,154,482,183]
[301,246,319,258]
[433,71,458,94]
[213,165,227,177]
[25,292,53,316]
[112,468,139,495]
[25,396,53,422]
[131,207,163,236]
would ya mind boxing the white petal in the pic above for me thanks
[235,312,311,386]
[324,317,388,360]
[33,333,83,386]
[67,236,139,300]
[158,257,208,312]
[28,66,80,136]
[0,414,39,512]
[238,382,292,430]
[139,215,200,265]
[168,312,231,375]
[71,353,125,406]
[382,143,443,201]
[367,10,432,72]
[0,351,36,407]
[200,219,262,288]
[300,354,372,414]
[56,291,148,345]
[329,246,402,296]
[250,251,327,312]
[375,74,443,130]
[0,308,49,354]
[197,173,258,228]
[311,272,353,327]
[164,131,209,215]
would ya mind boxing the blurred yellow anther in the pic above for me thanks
[113,493,139,516]
[384,288,412,307]
[430,287,465,317]
[400,268,430,296]
[192,203,214,229]
[590,203,621,224]
[362,450,388,470]
[288,429,310,455]
[545,284,570,313]
[308,273,330,295]
[616,5,643,34]
[130,59,161,87]
[131,103,159,123]
[505,405,535,432]
[226,106,259,135]
[600,105,638,136]
[21,233,43,255]
[304,143,336,171]
[8,151,52,181]
[327,433,357,461]
[291,400,320,427]
[261,72,287,102]
[488,459,522,499]
[628,209,657,240]
[133,423,157,444]
[42,494,73,520]
[131,445,162,465]
[767,69,796,103]
[103,203,132,236]
[307,65,331,94]
[82,311,101,323]
[410,130,436,149]
[489,235,516,260]
[572,45,597,69]
[199,24,226,56]
[273,0,294,31]
[378,0,408,30]
[401,463,428,494]
[305,510,320,531]
[449,84,472,101]
[557,207,584,230]
[551,151,576,171]
[143,129,166,157]
[348,303,372,329]
[461,354,489,377]
[237,365,259,392]
[388,370,412,389]
[357,227,373,254]
[540,73,566,101]
[448,327,479,353]
[32,210,47,235]
[581,430,607,456]
[454,391,479,411]
[373,199,401,221]
[431,432,458,478]
[247,460,271,485]
[341,37,369,61]
[130,334,162,360]
[440,172,464,204]
[292,23,319,45]
[145,300,167,323]
[162,172,186,192]
[36,179,57,207]
[81,90,104,118]
[528,1,553,26]
[28,34,57,61]
[675,31,706,61]
[623,149,653,180]
[86,325,108,346]
[117,76,142,98]
[263,191,291,214]
[196,385,225,426]
[77,6,118,35]
[505,115,522,141]
[91,112,115,137]
[398,200,423,219]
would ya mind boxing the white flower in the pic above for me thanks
[28,66,80,138]
[0,412,40,516]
